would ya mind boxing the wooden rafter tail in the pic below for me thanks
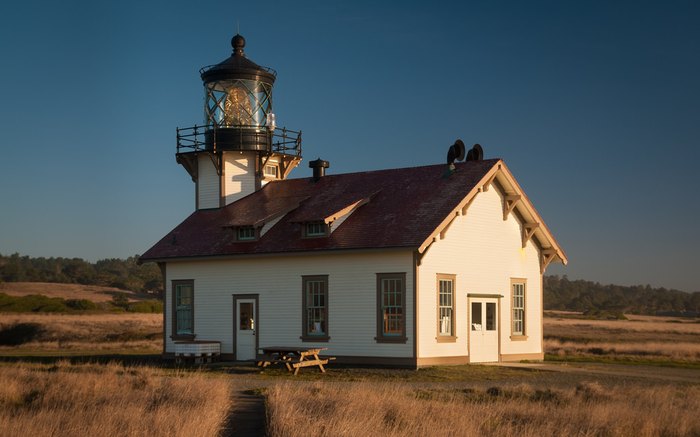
[259,154,271,177]
[207,152,223,176]
[540,249,557,273]
[503,194,521,220]
[279,156,301,179]
[482,172,497,192]
[439,214,457,240]
[521,222,539,248]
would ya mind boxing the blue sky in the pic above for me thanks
[0,1,698,291]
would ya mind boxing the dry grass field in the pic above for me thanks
[544,313,700,364]
[0,313,162,354]
[0,361,230,437]
[266,380,700,437]
[0,282,152,302]
[1,302,699,436]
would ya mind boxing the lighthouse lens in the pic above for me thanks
[204,80,273,129]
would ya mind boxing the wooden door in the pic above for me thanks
[236,299,256,360]
[469,298,499,363]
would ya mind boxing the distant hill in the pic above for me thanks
[544,275,700,316]
[0,282,153,303]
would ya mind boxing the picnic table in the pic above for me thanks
[256,346,334,375]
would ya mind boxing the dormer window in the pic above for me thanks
[236,226,257,241]
[304,221,328,238]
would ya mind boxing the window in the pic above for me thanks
[301,276,329,341]
[172,280,194,339]
[471,302,482,331]
[437,274,456,342]
[236,226,257,241]
[304,221,328,237]
[376,273,407,343]
[486,302,496,331]
[263,164,278,178]
[239,302,254,330]
[512,279,526,336]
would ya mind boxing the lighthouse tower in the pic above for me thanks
[176,34,302,209]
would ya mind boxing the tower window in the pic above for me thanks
[237,226,257,241]
[263,164,278,178]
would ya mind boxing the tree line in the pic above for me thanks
[544,275,700,316]
[0,253,162,294]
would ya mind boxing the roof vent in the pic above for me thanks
[465,143,484,161]
[309,158,330,181]
[447,139,466,170]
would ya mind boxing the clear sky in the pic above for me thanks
[0,1,698,292]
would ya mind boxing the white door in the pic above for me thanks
[469,298,499,363]
[236,299,256,361]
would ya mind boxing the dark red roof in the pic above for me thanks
[140,159,500,261]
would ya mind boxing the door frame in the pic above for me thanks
[232,294,259,361]
[467,293,502,363]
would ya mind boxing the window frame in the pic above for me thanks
[436,273,457,342]
[303,221,329,238]
[263,164,278,178]
[236,225,258,241]
[300,275,330,342]
[171,279,195,340]
[375,272,407,343]
[511,278,527,339]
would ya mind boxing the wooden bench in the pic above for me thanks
[174,341,221,365]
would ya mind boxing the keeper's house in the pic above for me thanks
[140,33,567,367]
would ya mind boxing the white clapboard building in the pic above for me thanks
[140,34,567,367]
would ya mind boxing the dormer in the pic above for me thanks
[297,194,376,238]
[227,194,309,241]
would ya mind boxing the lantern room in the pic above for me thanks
[175,34,303,210]
[200,34,276,151]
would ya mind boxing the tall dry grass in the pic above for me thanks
[0,361,231,437]
[0,313,162,352]
[266,381,700,437]
[544,315,700,361]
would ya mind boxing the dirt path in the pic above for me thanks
[222,387,267,437]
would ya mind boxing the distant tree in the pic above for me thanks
[544,275,697,316]
[0,253,163,294]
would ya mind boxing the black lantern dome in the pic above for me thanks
[200,34,277,84]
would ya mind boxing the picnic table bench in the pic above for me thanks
[174,340,221,364]
[256,346,335,375]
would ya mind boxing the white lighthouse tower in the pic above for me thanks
[176,34,302,209]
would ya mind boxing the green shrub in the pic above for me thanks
[127,300,163,313]
[65,299,97,311]
[111,292,129,309]
[0,293,68,313]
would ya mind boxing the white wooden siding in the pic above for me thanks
[197,155,219,209]
[223,152,256,205]
[164,250,414,358]
[417,186,542,359]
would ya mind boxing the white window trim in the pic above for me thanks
[511,278,527,339]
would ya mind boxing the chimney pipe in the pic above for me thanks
[309,158,330,181]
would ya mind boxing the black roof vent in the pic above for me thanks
[466,144,484,161]
[309,158,330,181]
